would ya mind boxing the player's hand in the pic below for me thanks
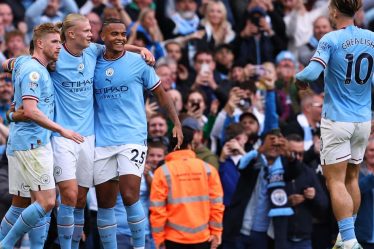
[303,187,316,200]
[140,47,155,66]
[295,79,309,90]
[13,105,30,122]
[172,124,183,150]
[208,234,221,249]
[60,129,84,144]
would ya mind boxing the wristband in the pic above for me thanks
[8,112,14,122]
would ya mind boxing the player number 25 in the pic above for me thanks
[344,53,373,85]
[130,149,146,164]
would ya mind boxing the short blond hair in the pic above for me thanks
[33,22,60,47]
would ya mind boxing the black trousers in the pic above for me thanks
[360,242,374,249]
[165,240,211,249]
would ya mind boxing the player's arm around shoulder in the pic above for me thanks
[2,58,15,72]
[124,44,155,65]
[7,104,29,122]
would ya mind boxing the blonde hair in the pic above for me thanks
[56,14,88,42]
[205,1,228,26]
[138,8,155,25]
[33,22,60,47]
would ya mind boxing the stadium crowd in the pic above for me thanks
[0,0,373,249]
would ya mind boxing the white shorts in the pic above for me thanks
[8,154,31,198]
[320,118,371,165]
[13,143,55,192]
[94,144,147,185]
[52,135,94,188]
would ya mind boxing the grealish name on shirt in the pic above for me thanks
[342,38,374,49]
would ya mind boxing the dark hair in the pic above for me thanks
[148,140,168,153]
[185,89,207,106]
[330,0,362,17]
[193,50,214,62]
[29,39,34,55]
[100,18,125,33]
[169,126,194,150]
[286,133,303,142]
[225,123,245,141]
[5,29,25,45]
[261,128,282,142]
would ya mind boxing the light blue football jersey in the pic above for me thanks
[11,58,54,151]
[311,25,374,122]
[94,51,160,147]
[50,43,103,136]
[6,55,32,155]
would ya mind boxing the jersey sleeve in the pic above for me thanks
[142,64,161,91]
[20,68,43,102]
[89,43,105,58]
[310,33,335,68]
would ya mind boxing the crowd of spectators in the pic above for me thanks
[0,0,374,248]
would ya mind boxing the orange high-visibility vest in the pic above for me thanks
[150,150,224,245]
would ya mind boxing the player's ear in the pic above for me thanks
[100,28,106,42]
[35,38,43,49]
[67,30,74,40]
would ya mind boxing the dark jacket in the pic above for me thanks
[236,35,275,65]
[356,167,374,242]
[285,164,329,240]
[219,157,241,207]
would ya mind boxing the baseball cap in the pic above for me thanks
[239,112,259,125]
[182,117,202,131]
[275,51,297,65]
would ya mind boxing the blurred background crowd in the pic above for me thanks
[0,0,374,248]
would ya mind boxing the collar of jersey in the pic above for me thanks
[63,43,82,57]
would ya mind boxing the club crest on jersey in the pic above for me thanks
[78,63,85,72]
[106,68,114,77]
[270,188,288,206]
[29,71,40,82]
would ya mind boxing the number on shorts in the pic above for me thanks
[344,53,373,85]
[130,149,145,164]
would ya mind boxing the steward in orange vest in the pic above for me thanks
[150,127,224,249]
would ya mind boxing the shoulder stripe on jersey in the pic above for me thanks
[149,80,161,91]
[22,95,39,102]
[310,57,326,68]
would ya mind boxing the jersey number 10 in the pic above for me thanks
[344,53,373,85]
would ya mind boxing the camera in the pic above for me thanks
[254,65,266,77]
[238,98,251,109]
[250,15,261,27]
[191,101,200,111]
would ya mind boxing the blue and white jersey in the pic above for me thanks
[50,43,103,137]
[11,58,54,151]
[94,51,160,147]
[7,55,32,155]
[311,25,374,122]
